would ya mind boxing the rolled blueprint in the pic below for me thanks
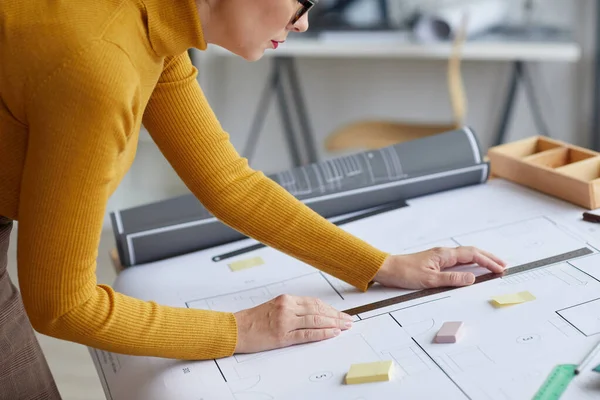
[111,127,489,267]
[412,0,509,42]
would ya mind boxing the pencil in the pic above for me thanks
[575,340,600,375]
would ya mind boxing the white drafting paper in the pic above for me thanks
[390,255,600,399]
[90,180,600,399]
[216,314,467,399]
[89,347,235,400]
[335,178,585,256]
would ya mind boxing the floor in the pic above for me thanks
[7,223,116,400]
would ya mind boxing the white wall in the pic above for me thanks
[103,0,596,231]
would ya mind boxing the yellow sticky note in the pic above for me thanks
[491,291,536,307]
[228,257,264,272]
[345,360,393,385]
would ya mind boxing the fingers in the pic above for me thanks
[234,294,348,354]
[298,313,353,331]
[428,270,476,288]
[294,297,353,331]
[280,297,350,347]
[296,296,353,321]
[476,248,507,268]
[438,246,506,273]
[286,328,342,345]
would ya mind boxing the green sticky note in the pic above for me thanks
[593,364,600,373]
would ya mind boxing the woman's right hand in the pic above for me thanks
[233,294,353,354]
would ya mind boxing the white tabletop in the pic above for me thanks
[90,179,600,400]
[207,31,582,63]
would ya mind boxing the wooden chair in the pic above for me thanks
[324,19,468,152]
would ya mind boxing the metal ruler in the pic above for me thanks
[343,247,593,316]
[533,364,577,400]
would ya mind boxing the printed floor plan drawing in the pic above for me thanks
[275,147,409,197]
[91,180,600,399]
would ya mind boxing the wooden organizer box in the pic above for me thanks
[487,136,600,209]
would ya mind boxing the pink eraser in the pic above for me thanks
[434,321,465,343]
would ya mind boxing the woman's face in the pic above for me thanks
[209,0,312,61]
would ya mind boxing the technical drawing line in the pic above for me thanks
[382,148,395,180]
[231,376,264,393]
[450,237,461,247]
[310,164,325,194]
[319,272,344,300]
[299,168,312,194]
[94,349,115,400]
[361,333,383,360]
[184,273,317,307]
[389,314,403,328]
[447,347,495,373]
[554,311,587,337]
[384,146,404,179]
[214,359,227,382]
[361,296,451,321]
[542,215,559,226]
[543,215,599,245]
[587,242,600,252]
[556,296,600,314]
[553,269,588,286]
[452,215,553,242]
[323,159,342,187]
[411,338,473,400]
[548,318,576,338]
[341,155,362,176]
[362,152,377,183]
[568,261,600,285]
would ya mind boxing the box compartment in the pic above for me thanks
[556,157,600,181]
[525,147,597,169]
[489,136,561,159]
[488,136,600,209]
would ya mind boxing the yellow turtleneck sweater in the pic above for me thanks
[0,0,389,360]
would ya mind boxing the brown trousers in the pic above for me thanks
[0,218,62,399]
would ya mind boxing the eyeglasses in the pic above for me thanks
[290,0,318,25]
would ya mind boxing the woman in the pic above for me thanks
[0,0,506,398]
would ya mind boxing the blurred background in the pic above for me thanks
[14,1,600,398]
[105,0,591,229]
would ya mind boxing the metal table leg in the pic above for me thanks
[493,60,550,146]
[275,59,304,167]
[493,61,521,146]
[242,57,319,167]
[242,60,280,162]
[281,57,320,164]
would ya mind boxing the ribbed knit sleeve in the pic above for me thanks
[18,40,238,360]
[143,53,390,290]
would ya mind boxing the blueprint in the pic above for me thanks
[112,127,487,266]
[91,180,600,399]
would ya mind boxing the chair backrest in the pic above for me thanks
[323,13,470,153]
[448,13,468,128]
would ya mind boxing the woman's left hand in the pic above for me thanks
[373,246,507,290]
